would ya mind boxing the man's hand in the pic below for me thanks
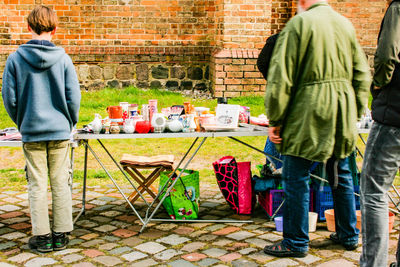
[268,126,282,144]
[373,85,381,90]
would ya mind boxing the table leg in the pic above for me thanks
[228,136,328,184]
[140,137,207,232]
[69,146,74,193]
[73,141,88,224]
[144,137,200,219]
[97,139,150,206]
[85,141,145,224]
[358,133,367,146]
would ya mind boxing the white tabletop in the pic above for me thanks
[0,141,22,147]
[0,126,371,145]
[73,128,269,140]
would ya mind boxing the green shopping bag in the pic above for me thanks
[159,169,200,220]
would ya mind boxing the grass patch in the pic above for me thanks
[0,168,26,189]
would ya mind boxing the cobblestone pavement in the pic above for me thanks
[0,183,398,267]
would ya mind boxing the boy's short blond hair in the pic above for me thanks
[27,5,58,35]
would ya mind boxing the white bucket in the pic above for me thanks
[309,212,318,232]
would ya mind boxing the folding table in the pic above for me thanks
[72,125,271,232]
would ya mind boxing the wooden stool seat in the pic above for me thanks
[120,154,174,204]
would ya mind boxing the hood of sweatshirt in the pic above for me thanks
[16,44,65,70]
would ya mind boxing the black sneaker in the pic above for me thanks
[28,234,53,253]
[264,242,307,258]
[52,232,69,251]
[329,232,358,251]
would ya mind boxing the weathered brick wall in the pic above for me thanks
[213,0,271,49]
[0,0,390,96]
[269,0,388,47]
[210,49,265,97]
[330,0,388,47]
[270,0,296,34]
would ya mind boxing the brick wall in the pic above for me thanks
[330,0,388,47]
[0,0,390,96]
[210,49,265,97]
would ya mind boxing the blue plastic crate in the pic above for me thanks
[314,185,334,221]
[314,184,361,221]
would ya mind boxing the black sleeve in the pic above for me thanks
[257,33,280,80]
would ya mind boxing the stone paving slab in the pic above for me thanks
[0,183,397,266]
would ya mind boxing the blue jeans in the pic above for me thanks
[281,155,359,252]
[360,122,400,267]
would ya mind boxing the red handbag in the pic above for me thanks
[212,156,254,215]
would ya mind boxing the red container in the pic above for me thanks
[135,121,152,133]
[107,106,123,119]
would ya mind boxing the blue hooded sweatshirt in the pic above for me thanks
[2,42,81,142]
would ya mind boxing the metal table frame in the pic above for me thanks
[73,127,271,232]
[2,127,398,229]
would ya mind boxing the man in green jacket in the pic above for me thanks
[263,0,371,258]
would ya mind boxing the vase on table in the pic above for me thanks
[90,113,102,134]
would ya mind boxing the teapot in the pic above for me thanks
[89,113,102,134]
[167,118,183,132]
[123,118,135,134]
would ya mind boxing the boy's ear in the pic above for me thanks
[51,27,56,36]
[27,25,32,33]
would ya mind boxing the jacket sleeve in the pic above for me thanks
[1,56,18,124]
[373,5,400,87]
[64,56,81,127]
[352,40,372,119]
[264,23,299,127]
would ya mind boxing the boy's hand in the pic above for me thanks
[268,126,282,144]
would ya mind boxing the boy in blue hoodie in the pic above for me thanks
[2,6,81,252]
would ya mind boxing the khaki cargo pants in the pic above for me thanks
[23,140,73,235]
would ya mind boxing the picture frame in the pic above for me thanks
[216,104,241,128]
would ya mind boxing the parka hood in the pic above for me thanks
[16,44,65,69]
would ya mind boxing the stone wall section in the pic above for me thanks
[72,52,210,92]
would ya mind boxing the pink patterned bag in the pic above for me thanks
[212,156,254,215]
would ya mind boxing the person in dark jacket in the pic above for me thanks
[2,6,81,253]
[257,33,279,80]
[360,1,400,266]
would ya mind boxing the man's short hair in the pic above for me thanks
[27,5,58,35]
